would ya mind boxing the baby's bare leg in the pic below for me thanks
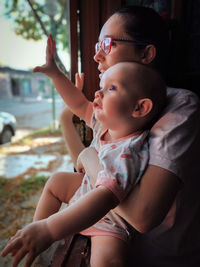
[90,235,128,267]
[33,171,84,221]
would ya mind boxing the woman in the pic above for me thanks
[60,5,200,266]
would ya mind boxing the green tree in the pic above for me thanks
[3,0,69,73]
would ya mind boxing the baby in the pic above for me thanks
[1,35,166,267]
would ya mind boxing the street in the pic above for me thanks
[0,96,74,179]
[0,96,65,134]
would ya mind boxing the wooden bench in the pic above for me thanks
[34,234,91,267]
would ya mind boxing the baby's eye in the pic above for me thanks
[109,85,117,91]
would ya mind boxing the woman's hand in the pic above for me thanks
[1,220,54,267]
[76,152,86,174]
[33,34,60,78]
[76,147,103,186]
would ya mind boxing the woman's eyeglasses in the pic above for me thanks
[95,37,147,55]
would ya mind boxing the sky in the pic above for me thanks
[0,5,69,71]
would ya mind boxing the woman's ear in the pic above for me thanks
[132,98,153,118]
[141,45,156,64]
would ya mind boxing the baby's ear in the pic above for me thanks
[132,98,153,118]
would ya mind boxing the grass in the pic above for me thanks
[14,126,62,146]
[18,175,49,195]
[0,175,48,202]
[0,126,63,154]
[0,127,64,239]
[31,126,62,136]
[0,175,49,238]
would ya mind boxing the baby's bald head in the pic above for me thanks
[103,61,166,122]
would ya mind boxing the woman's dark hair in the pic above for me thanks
[114,6,169,77]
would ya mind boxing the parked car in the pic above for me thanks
[0,112,16,144]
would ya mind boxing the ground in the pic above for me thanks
[0,127,71,266]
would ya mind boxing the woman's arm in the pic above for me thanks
[114,165,181,233]
[60,107,85,169]
[78,148,181,233]
[59,72,86,168]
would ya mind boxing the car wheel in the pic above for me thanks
[0,126,13,144]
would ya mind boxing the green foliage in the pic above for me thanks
[27,126,62,138]
[0,175,48,200]
[3,0,69,50]
[0,178,7,187]
[18,175,49,195]
[11,126,61,146]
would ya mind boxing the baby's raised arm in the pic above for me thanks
[33,35,89,120]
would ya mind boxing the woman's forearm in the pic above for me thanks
[75,149,181,233]
[60,108,85,168]
[114,165,181,233]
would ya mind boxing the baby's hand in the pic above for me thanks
[33,34,59,78]
[1,220,54,267]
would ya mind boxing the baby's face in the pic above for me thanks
[93,64,138,128]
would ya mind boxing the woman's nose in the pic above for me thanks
[93,49,105,63]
